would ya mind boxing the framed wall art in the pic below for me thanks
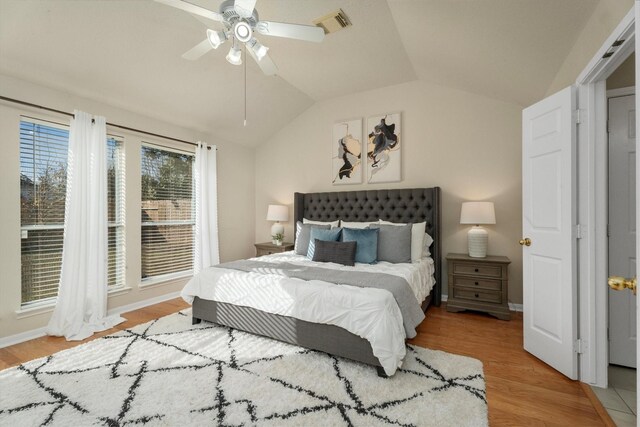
[332,119,363,185]
[366,113,401,183]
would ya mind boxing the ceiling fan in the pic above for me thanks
[155,0,325,76]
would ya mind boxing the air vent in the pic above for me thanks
[313,9,351,34]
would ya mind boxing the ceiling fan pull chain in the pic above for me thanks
[244,43,247,127]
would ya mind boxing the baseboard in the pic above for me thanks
[509,302,523,312]
[106,291,182,317]
[0,327,48,349]
[0,291,183,349]
[441,295,523,312]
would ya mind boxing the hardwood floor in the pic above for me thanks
[410,305,605,426]
[0,298,190,371]
[0,299,605,425]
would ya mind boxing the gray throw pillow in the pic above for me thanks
[294,221,331,255]
[312,240,357,266]
[369,224,412,263]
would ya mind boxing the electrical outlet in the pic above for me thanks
[21,230,28,239]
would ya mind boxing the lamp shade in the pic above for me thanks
[266,205,289,222]
[206,29,226,49]
[226,45,242,65]
[460,202,496,225]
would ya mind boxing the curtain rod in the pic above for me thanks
[0,95,214,150]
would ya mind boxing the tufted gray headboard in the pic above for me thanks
[293,187,441,306]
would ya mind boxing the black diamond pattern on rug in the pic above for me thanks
[0,310,487,426]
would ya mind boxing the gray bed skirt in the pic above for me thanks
[192,294,432,371]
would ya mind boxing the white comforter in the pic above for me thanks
[181,252,435,375]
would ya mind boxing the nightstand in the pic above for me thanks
[254,242,294,257]
[446,253,511,320]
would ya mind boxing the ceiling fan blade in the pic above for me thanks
[247,48,278,76]
[181,39,213,60]
[154,0,223,22]
[234,0,257,18]
[256,21,324,43]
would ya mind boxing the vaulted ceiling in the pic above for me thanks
[0,0,598,146]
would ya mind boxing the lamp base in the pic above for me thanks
[467,226,488,258]
[271,222,284,244]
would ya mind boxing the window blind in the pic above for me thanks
[20,118,125,306]
[107,136,125,289]
[140,144,194,280]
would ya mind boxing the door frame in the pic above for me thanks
[575,5,636,387]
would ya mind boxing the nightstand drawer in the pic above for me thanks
[254,242,294,257]
[453,263,502,278]
[454,277,502,291]
[453,288,502,304]
[257,249,276,256]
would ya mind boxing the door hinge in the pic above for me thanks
[574,339,585,354]
[573,109,582,124]
[574,224,585,239]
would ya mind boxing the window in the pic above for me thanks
[140,144,194,281]
[108,136,126,290]
[19,118,125,306]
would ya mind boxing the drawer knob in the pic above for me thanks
[475,282,479,285]
[475,293,479,298]
[474,268,479,272]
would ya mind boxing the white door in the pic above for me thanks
[522,85,578,379]
[608,93,637,368]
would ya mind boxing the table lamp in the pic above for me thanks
[460,201,496,258]
[266,204,288,244]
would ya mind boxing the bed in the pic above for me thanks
[186,187,441,376]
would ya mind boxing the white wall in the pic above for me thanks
[254,79,524,304]
[546,0,635,95]
[0,74,255,338]
[607,52,635,90]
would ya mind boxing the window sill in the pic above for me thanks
[107,286,133,298]
[15,286,133,319]
[139,271,192,290]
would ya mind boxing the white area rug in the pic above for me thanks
[0,310,487,426]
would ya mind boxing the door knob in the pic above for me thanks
[519,238,532,246]
[608,276,637,295]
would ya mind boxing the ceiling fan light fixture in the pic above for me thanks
[206,29,227,49]
[234,21,253,43]
[226,44,242,65]
[248,38,268,60]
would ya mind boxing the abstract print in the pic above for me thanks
[367,113,401,183]
[332,119,362,185]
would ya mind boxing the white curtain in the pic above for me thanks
[46,111,124,341]
[194,142,220,274]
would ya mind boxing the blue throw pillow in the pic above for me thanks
[342,228,379,264]
[307,227,343,259]
[294,222,330,255]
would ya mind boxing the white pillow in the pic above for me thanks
[340,220,378,229]
[422,231,434,257]
[303,218,339,229]
[379,220,430,261]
